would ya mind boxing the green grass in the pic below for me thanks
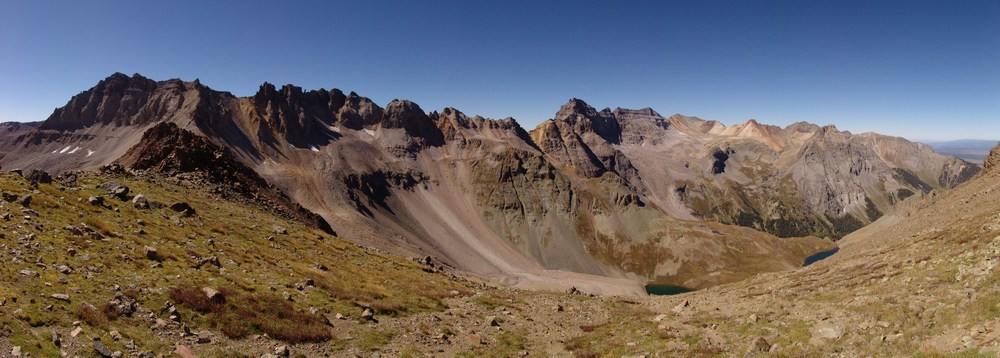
[353,329,398,351]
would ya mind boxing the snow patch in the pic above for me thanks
[330,126,341,133]
[68,146,81,154]
[58,146,71,154]
[310,146,320,152]
[86,150,95,157]
[363,129,375,137]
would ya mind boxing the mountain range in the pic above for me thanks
[0,73,979,293]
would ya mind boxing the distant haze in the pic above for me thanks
[924,139,999,164]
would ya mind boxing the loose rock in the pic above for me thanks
[202,287,225,303]
[26,169,52,184]
[143,246,158,260]
[94,338,113,357]
[132,194,149,209]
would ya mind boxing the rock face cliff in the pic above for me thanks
[0,73,974,291]
[532,100,978,239]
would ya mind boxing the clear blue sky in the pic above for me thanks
[2,1,998,140]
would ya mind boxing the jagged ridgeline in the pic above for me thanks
[0,73,976,291]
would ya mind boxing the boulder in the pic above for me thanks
[747,336,770,355]
[56,172,78,187]
[18,195,31,207]
[97,181,123,191]
[132,194,149,209]
[672,300,690,314]
[202,287,224,304]
[143,246,158,260]
[94,338,113,357]
[813,324,844,340]
[50,293,71,302]
[169,202,196,215]
[361,307,375,321]
[485,316,499,327]
[107,293,139,317]
[2,191,17,202]
[88,196,104,206]
[194,256,221,269]
[26,169,52,184]
[110,185,129,200]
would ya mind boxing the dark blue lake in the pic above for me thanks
[803,247,839,266]
[645,284,692,296]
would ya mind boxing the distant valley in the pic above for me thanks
[924,139,999,164]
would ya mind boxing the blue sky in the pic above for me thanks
[1,1,998,140]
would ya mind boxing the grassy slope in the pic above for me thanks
[0,172,468,356]
[561,167,1000,356]
[9,164,991,357]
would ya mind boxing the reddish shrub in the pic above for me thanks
[75,303,108,326]
[168,286,222,313]
[169,284,332,343]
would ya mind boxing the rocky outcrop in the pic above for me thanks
[115,122,334,234]
[983,142,1000,174]
[251,82,344,148]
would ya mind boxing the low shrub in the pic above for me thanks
[75,303,108,326]
[169,284,332,343]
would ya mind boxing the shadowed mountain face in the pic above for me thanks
[0,73,976,291]
[0,121,40,162]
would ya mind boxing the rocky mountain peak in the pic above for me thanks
[253,82,279,102]
[383,99,427,126]
[983,142,1000,173]
[99,72,156,88]
[785,121,822,133]
[555,98,595,122]
[552,98,621,145]
[38,72,161,131]
[338,92,383,129]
